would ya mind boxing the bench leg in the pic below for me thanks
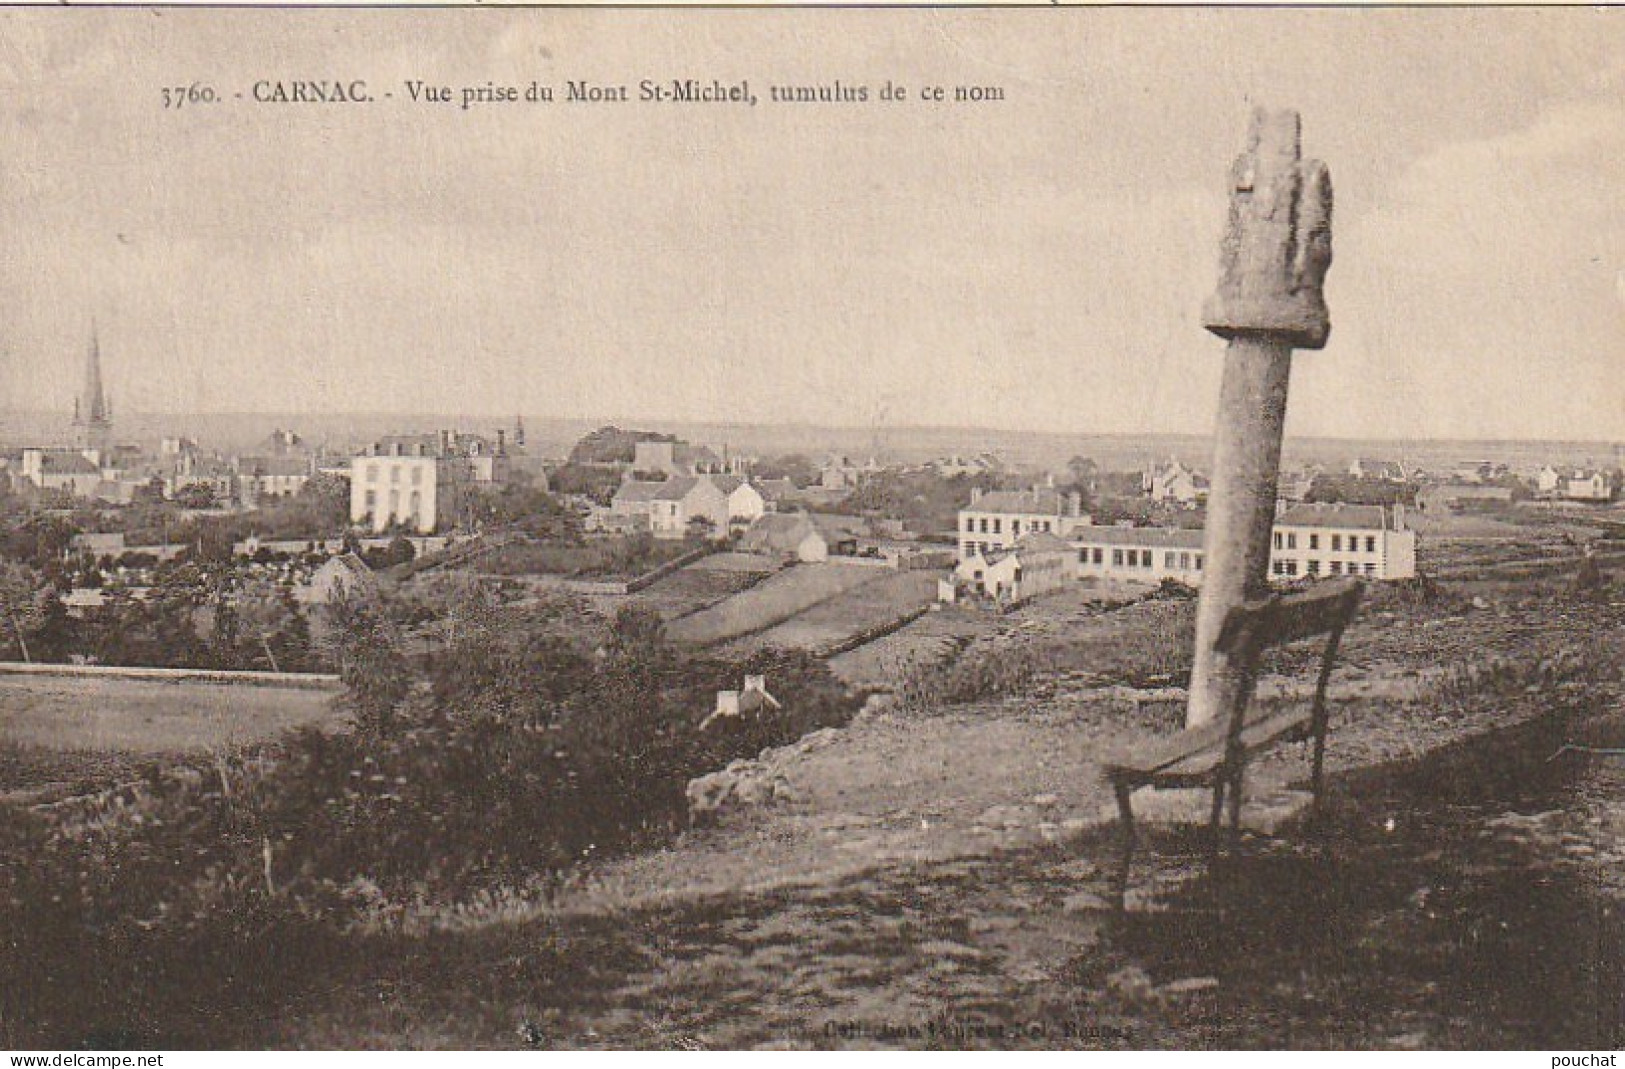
[1227,767,1244,840]
[1114,782,1136,911]
[1310,724,1329,811]
[1207,779,1227,863]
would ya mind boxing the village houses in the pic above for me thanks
[953,530,1074,604]
[1142,459,1210,506]
[612,473,766,539]
[1347,458,1408,482]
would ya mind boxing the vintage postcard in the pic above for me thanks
[0,5,1622,1054]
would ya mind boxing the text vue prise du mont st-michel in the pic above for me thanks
[158,76,1009,111]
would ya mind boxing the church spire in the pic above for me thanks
[73,323,112,453]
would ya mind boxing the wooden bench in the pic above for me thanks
[1102,578,1362,905]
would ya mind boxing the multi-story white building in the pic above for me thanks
[351,453,453,534]
[957,487,1089,562]
[349,429,524,534]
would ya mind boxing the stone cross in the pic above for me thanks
[1187,108,1334,728]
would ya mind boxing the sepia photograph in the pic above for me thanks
[0,4,1622,1053]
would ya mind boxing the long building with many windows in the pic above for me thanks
[1067,504,1416,588]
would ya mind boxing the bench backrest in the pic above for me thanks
[1215,578,1362,659]
[1212,578,1362,766]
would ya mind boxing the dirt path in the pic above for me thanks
[264,678,1624,1050]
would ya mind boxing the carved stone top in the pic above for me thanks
[1202,108,1334,350]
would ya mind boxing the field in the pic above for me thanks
[0,673,342,792]
[664,562,889,646]
[721,570,940,657]
[635,552,780,620]
[475,534,698,579]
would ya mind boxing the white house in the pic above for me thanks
[740,513,828,563]
[18,448,103,498]
[1143,459,1210,506]
[700,674,782,731]
[237,453,313,506]
[958,486,1089,563]
[1270,503,1417,581]
[1348,458,1407,482]
[1564,470,1613,502]
[296,553,380,605]
[648,476,729,539]
[712,476,767,531]
[608,480,666,530]
[349,429,527,534]
[351,454,457,534]
[955,531,1075,604]
[1537,465,1565,495]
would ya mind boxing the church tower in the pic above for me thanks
[72,326,112,457]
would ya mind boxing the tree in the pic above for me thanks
[173,483,218,510]
[230,582,315,672]
[0,561,52,662]
[607,602,668,660]
[754,453,818,488]
[686,515,717,540]
[0,509,78,572]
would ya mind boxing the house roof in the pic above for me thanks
[968,488,1066,515]
[309,552,381,599]
[612,480,671,504]
[1013,531,1074,555]
[1419,483,1512,500]
[1353,459,1406,478]
[1072,525,1206,550]
[708,474,746,495]
[240,454,311,478]
[38,451,100,475]
[806,513,868,539]
[652,476,703,501]
[1276,503,1391,530]
[753,478,796,502]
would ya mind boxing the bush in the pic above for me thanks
[6,580,862,942]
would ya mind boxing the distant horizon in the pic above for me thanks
[2,406,1619,453]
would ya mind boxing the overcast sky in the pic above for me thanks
[0,9,1620,441]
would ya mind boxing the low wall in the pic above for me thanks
[816,604,934,660]
[0,661,341,690]
[483,544,719,597]
[624,544,718,593]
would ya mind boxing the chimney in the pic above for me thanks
[497,429,507,455]
[1068,491,1082,518]
[1391,503,1407,531]
[970,487,982,505]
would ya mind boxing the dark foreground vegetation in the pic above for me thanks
[0,583,858,1048]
